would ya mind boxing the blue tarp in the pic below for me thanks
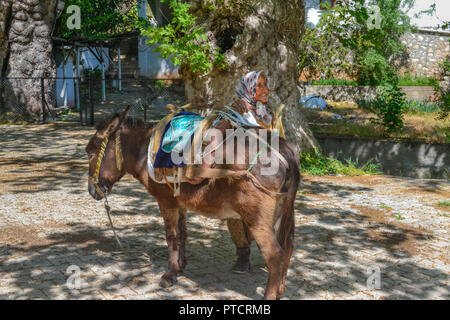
[299,95,328,110]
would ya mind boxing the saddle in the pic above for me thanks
[147,104,219,187]
[147,104,289,197]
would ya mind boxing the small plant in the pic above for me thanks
[379,205,392,210]
[393,213,405,220]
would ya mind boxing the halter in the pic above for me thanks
[87,129,124,248]
[88,130,123,198]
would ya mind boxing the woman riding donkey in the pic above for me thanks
[188,70,286,274]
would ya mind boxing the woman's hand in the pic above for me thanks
[232,98,252,114]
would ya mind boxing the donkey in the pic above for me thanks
[85,107,300,299]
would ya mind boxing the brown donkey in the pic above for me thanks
[85,107,299,299]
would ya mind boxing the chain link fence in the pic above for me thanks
[0,77,57,123]
[0,76,186,125]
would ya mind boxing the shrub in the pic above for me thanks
[432,55,450,119]
[368,80,408,132]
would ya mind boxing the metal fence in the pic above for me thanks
[0,77,57,123]
[0,76,186,125]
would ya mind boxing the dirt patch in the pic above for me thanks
[349,204,432,256]
[0,226,53,248]
[403,187,450,198]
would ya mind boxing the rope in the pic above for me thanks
[103,194,123,248]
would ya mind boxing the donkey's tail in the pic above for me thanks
[276,140,300,292]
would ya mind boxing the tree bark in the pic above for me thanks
[182,0,318,152]
[0,0,57,116]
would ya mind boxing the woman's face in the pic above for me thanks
[254,75,269,104]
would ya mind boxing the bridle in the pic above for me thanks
[88,129,124,248]
[88,130,123,198]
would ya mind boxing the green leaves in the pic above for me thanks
[60,0,142,40]
[301,0,415,85]
[369,79,408,133]
[142,0,226,75]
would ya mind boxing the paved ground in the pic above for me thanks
[0,123,448,300]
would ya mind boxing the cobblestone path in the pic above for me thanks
[0,124,448,299]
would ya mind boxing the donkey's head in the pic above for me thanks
[85,106,131,200]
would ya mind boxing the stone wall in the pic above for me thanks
[402,30,450,78]
[317,135,449,179]
[302,85,435,102]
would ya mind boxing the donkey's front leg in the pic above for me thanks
[177,207,188,273]
[160,205,181,288]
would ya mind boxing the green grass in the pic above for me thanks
[300,149,382,176]
[397,76,437,87]
[437,200,450,207]
[357,99,440,115]
[406,100,441,114]
[309,77,436,87]
[310,79,358,86]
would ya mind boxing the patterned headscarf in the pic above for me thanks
[234,70,273,127]
[235,70,264,109]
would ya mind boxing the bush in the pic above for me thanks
[433,56,450,119]
[368,80,408,132]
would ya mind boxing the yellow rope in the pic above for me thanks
[163,168,175,192]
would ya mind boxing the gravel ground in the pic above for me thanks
[0,123,448,300]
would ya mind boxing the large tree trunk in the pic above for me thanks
[182,0,318,152]
[0,0,57,116]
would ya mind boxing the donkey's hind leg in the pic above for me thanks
[226,218,252,273]
[159,204,182,288]
[247,222,284,300]
[240,203,285,300]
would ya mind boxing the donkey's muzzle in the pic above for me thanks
[88,180,106,200]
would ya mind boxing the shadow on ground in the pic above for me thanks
[0,123,448,300]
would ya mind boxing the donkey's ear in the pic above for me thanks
[119,105,132,122]
[98,114,120,138]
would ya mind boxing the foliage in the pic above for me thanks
[310,77,436,86]
[298,9,352,81]
[141,0,226,75]
[405,100,440,114]
[432,55,450,119]
[300,149,381,176]
[366,78,408,132]
[300,0,415,85]
[60,0,144,40]
[82,66,102,79]
[398,76,437,86]
[359,98,440,115]
[335,0,414,85]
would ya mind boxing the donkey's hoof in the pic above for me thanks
[232,262,251,274]
[159,276,176,288]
